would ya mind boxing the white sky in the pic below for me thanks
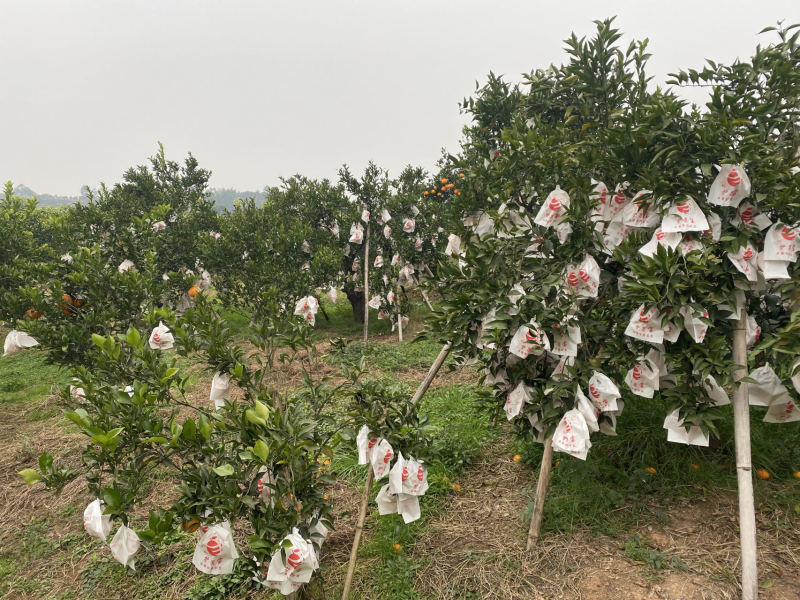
[1,0,799,196]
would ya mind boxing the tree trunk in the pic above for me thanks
[345,287,365,323]
[733,309,758,599]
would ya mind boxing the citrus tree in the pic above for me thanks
[424,21,799,599]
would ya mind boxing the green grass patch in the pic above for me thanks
[515,395,800,536]
[0,347,69,404]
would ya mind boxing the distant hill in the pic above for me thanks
[8,184,266,212]
[13,184,83,207]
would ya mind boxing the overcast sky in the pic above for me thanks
[2,1,799,196]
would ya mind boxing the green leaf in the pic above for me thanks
[18,468,43,485]
[91,333,106,348]
[254,400,270,420]
[212,464,235,477]
[245,409,266,426]
[125,327,141,347]
[253,440,269,461]
[182,418,196,442]
[103,488,122,510]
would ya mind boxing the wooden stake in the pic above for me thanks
[396,285,404,342]
[526,435,554,550]
[340,467,373,600]
[363,221,370,342]
[340,342,451,600]
[411,343,451,405]
[420,289,434,312]
[733,309,758,599]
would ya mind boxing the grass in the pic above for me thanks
[0,347,70,404]
[514,393,800,537]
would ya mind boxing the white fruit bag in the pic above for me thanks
[624,305,664,344]
[474,211,495,238]
[552,409,592,460]
[505,381,532,420]
[445,234,462,256]
[589,180,609,223]
[263,528,318,594]
[764,223,799,262]
[587,371,621,412]
[534,186,570,228]
[625,358,660,398]
[374,255,383,268]
[660,197,709,233]
[361,208,370,223]
[551,325,581,357]
[639,227,681,258]
[746,316,761,348]
[763,396,800,423]
[727,243,759,282]
[677,234,705,255]
[83,499,112,541]
[109,524,141,570]
[748,365,791,407]
[732,202,772,231]
[398,265,414,286]
[680,305,709,343]
[3,330,39,356]
[370,439,394,479]
[708,164,750,207]
[192,521,239,575]
[375,483,399,516]
[508,324,550,359]
[381,208,392,223]
[703,375,730,406]
[388,452,429,496]
[606,184,630,221]
[117,259,135,273]
[383,224,392,238]
[575,387,599,433]
[621,190,659,228]
[356,425,378,464]
[386,290,395,305]
[663,409,709,446]
[210,372,231,410]
[327,286,339,304]
[402,218,415,233]
[349,223,364,244]
[368,295,382,310]
[148,321,174,350]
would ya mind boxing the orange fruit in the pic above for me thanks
[450,483,461,491]
[756,468,770,480]
[423,191,429,196]
[459,172,465,178]
[25,308,42,319]
[793,471,800,479]
[512,454,522,462]
[441,178,448,184]
[690,463,700,471]
[188,285,200,297]
[181,519,201,533]
[645,467,657,475]
[437,193,442,197]
[393,543,402,553]
[454,189,461,195]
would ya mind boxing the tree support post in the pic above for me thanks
[733,309,758,599]
[526,435,554,550]
[363,222,370,342]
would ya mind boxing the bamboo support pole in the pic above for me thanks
[363,222,370,342]
[525,435,554,550]
[340,342,451,600]
[733,309,758,599]
[340,466,373,600]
